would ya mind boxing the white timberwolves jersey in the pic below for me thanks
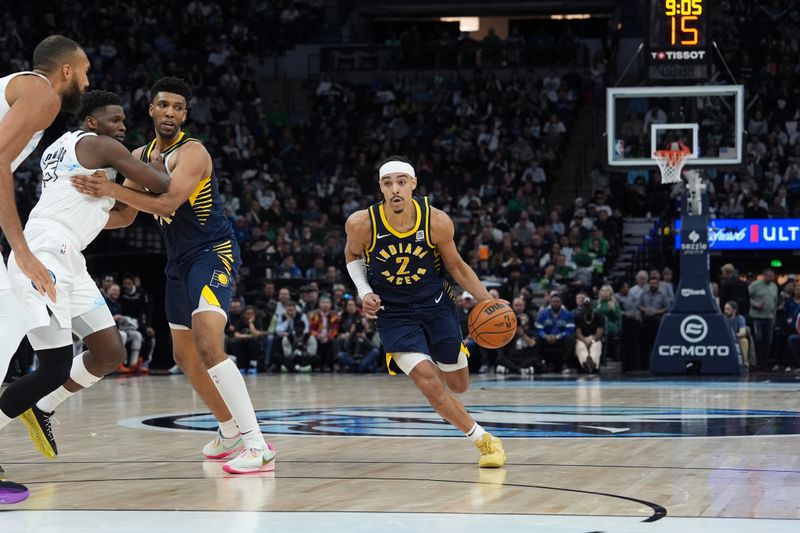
[27,130,117,250]
[0,71,50,171]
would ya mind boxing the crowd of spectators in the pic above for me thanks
[26,2,800,376]
[0,0,633,376]
[717,264,800,373]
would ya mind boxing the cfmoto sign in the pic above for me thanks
[658,314,730,357]
[680,315,708,343]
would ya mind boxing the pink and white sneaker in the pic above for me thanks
[222,443,277,474]
[203,431,245,460]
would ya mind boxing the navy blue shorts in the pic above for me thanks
[164,239,241,329]
[376,295,464,366]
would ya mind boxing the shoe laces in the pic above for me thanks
[477,435,502,454]
[236,447,265,461]
[42,413,58,441]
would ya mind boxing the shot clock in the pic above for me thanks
[646,0,712,82]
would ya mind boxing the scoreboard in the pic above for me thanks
[646,0,712,82]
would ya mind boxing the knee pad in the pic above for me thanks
[37,345,75,388]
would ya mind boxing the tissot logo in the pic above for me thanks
[651,50,707,61]
[124,405,800,438]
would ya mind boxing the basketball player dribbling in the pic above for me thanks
[0,35,91,479]
[344,155,506,468]
[70,77,276,474]
[0,90,170,460]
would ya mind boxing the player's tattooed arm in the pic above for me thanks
[430,207,493,302]
[75,136,170,193]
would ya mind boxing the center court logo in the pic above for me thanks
[124,405,800,438]
[680,315,708,343]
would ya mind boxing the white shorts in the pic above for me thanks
[7,223,114,348]
[0,259,11,291]
[392,350,469,375]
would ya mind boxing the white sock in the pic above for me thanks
[219,418,240,439]
[36,386,73,414]
[207,359,265,449]
[0,409,12,431]
[466,422,486,443]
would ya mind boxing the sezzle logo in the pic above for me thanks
[681,229,707,254]
[651,50,707,61]
[680,288,706,297]
[680,315,708,343]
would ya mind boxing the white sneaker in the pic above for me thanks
[203,430,245,460]
[495,365,507,374]
[478,365,489,374]
[521,366,535,376]
[222,443,277,474]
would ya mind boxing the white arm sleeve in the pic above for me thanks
[346,258,374,300]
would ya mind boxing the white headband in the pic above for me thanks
[379,161,415,181]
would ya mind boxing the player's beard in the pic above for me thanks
[61,77,83,113]
[155,120,180,141]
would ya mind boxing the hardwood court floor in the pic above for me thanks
[1,372,800,532]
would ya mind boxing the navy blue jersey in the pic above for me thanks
[140,132,234,264]
[365,196,452,305]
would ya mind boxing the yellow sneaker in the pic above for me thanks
[475,432,505,468]
[20,407,58,459]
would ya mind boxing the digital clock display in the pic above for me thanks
[651,0,706,47]
[647,0,711,81]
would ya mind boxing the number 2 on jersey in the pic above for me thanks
[396,256,411,275]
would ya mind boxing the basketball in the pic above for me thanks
[467,299,517,349]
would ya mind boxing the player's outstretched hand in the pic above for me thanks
[362,293,382,319]
[71,170,113,198]
[17,249,56,303]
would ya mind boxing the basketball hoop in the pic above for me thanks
[653,145,691,185]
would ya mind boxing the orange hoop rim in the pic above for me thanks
[653,148,692,166]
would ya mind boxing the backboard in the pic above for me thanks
[606,85,744,167]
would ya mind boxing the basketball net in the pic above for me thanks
[653,142,691,185]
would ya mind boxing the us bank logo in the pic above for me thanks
[125,405,800,438]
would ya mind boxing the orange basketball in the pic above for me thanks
[467,299,517,349]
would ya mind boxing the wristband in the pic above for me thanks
[346,258,374,300]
